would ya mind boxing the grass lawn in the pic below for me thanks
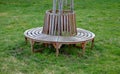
[0,0,120,74]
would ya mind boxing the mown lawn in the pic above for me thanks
[0,0,120,74]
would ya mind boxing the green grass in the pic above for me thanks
[0,0,120,74]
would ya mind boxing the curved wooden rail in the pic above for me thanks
[24,27,95,56]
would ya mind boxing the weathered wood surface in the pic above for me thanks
[24,0,95,56]
[24,27,95,43]
[24,27,95,56]
[42,10,77,36]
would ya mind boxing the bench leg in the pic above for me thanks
[91,38,94,49]
[56,48,59,57]
[81,42,87,55]
[53,43,62,56]
[44,43,48,47]
[30,40,35,53]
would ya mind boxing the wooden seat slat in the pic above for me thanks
[24,27,95,43]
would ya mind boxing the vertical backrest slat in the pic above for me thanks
[73,13,77,34]
[51,14,55,35]
[54,15,57,35]
[68,13,72,35]
[66,14,69,33]
[71,13,74,35]
[49,14,52,35]
[63,14,66,31]
[43,0,77,36]
[45,13,50,34]
[58,15,61,35]
[61,14,64,35]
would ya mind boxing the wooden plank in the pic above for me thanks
[51,14,55,35]
[35,34,59,42]
[58,0,61,35]
[49,14,52,35]
[43,13,49,34]
[68,13,72,35]
[66,14,69,33]
[52,0,57,35]
[71,13,74,35]
[63,14,66,31]
[54,15,58,35]
[68,13,70,34]
[61,14,63,35]
[46,13,50,34]
[25,27,95,43]
[57,36,79,43]
[73,13,77,34]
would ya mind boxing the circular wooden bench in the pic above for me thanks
[24,0,95,56]
[24,27,95,56]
